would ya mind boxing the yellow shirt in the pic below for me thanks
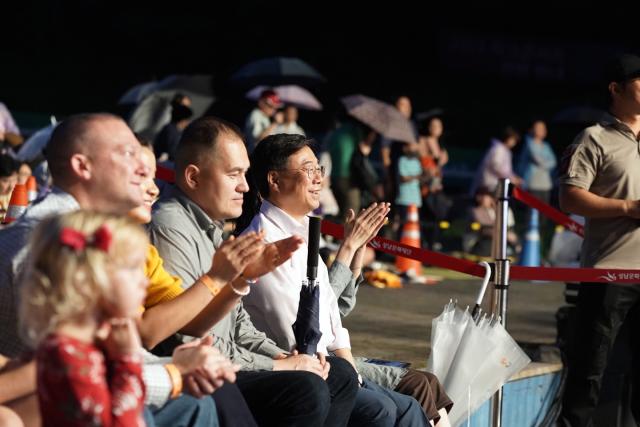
[143,244,184,310]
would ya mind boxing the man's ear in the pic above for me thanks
[69,153,91,181]
[183,164,200,189]
[609,82,621,96]
[267,170,280,193]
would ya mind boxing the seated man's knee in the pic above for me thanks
[192,395,217,423]
[296,371,332,415]
[351,388,396,427]
[328,356,358,387]
[152,394,218,426]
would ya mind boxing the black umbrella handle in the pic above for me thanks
[307,216,321,282]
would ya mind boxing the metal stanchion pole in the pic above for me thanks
[490,179,511,427]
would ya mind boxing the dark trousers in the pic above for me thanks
[211,382,259,427]
[236,356,358,427]
[561,283,640,427]
[349,379,428,427]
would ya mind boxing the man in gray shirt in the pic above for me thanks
[149,116,358,426]
[559,54,640,426]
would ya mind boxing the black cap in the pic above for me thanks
[604,53,640,84]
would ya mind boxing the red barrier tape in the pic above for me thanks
[512,187,584,237]
[321,220,640,284]
[322,220,489,279]
[510,265,640,283]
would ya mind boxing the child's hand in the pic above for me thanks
[98,318,142,358]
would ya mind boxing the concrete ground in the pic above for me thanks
[344,270,566,369]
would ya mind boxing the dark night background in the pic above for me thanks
[3,3,639,157]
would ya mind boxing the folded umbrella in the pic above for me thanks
[426,262,530,426]
[445,314,530,427]
[292,216,323,355]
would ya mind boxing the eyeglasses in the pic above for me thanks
[278,165,326,179]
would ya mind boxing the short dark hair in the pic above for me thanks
[499,126,520,143]
[134,132,153,149]
[235,133,315,234]
[601,53,640,107]
[0,154,18,178]
[171,103,193,123]
[174,116,244,174]
[171,93,190,108]
[251,133,314,199]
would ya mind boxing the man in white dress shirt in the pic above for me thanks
[237,133,430,427]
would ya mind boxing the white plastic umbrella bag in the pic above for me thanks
[446,316,531,427]
[425,262,531,426]
[426,301,471,381]
[426,262,491,380]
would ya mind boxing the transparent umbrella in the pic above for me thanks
[426,262,531,426]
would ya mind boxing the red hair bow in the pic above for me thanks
[59,225,112,252]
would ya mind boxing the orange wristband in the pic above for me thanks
[199,275,223,297]
[164,363,183,399]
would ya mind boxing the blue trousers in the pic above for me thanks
[348,379,429,427]
[143,394,218,427]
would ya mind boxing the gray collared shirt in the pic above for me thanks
[560,113,640,270]
[148,185,285,371]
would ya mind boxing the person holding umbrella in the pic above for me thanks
[276,132,455,423]
[154,93,194,162]
[236,133,430,427]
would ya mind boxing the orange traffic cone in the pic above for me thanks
[2,184,28,225]
[26,176,37,203]
[395,204,422,276]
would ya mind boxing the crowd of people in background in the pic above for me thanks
[1,88,565,263]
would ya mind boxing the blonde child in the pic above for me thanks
[19,211,149,427]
